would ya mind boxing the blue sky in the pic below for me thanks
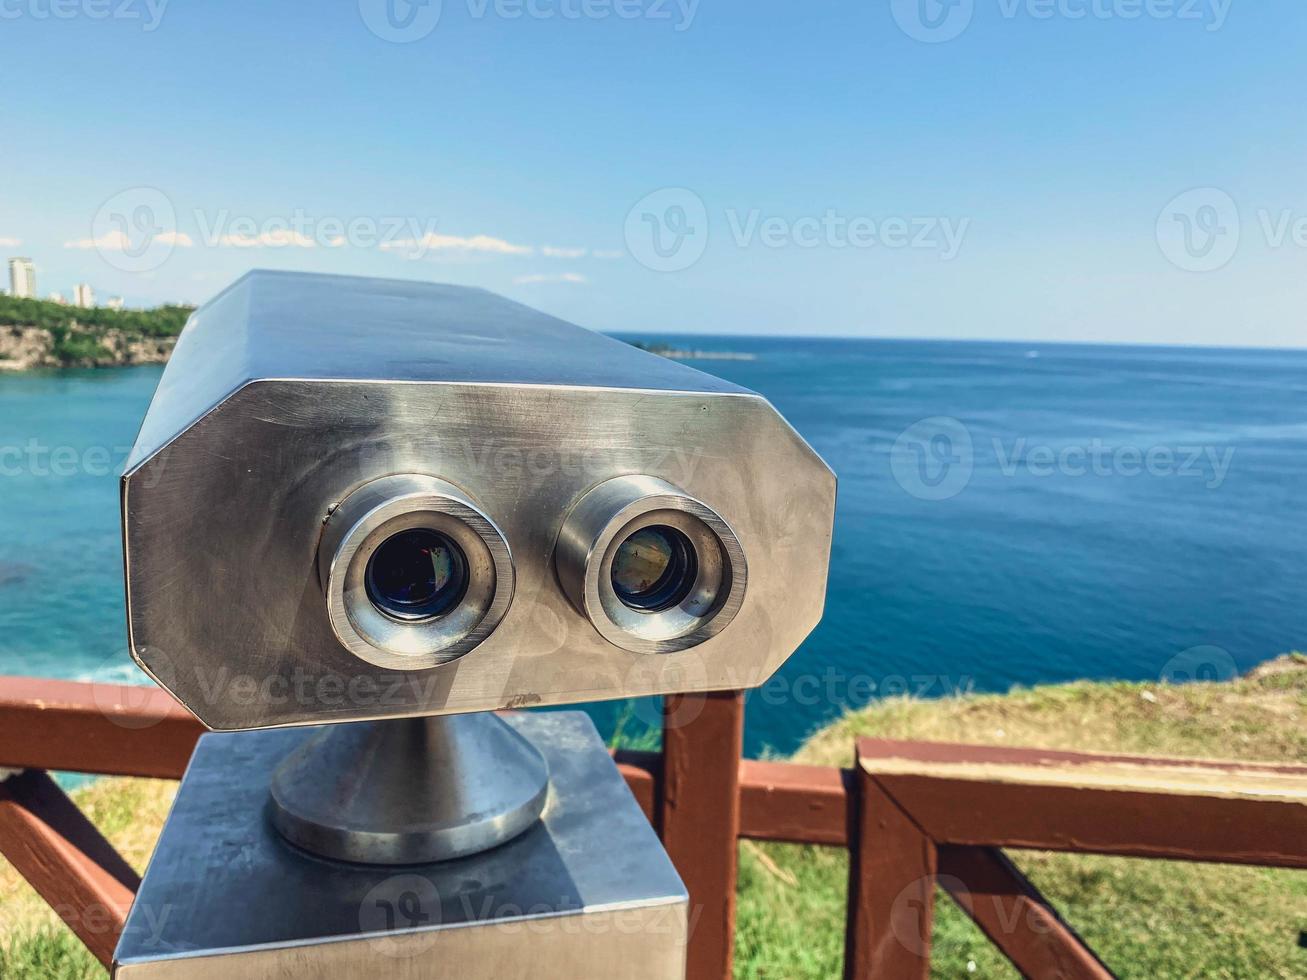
[2,0,1305,345]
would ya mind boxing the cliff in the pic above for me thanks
[0,324,176,370]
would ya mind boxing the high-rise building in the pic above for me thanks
[73,283,95,308]
[8,257,36,299]
[106,296,125,311]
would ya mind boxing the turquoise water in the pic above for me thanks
[2,342,1305,755]
[0,366,160,687]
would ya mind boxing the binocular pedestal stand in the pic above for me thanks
[112,712,689,979]
[268,713,551,865]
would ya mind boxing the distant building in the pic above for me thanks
[8,257,36,299]
[48,291,66,305]
[73,283,95,308]
[106,296,125,310]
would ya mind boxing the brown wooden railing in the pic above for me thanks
[1,677,1305,978]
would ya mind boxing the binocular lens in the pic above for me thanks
[610,525,698,612]
[365,529,469,621]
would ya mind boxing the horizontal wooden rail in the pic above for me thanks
[860,738,1307,868]
[539,752,854,847]
[739,759,852,846]
[0,675,203,779]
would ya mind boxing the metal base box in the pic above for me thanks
[113,712,688,978]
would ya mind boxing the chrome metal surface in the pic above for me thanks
[122,270,836,730]
[318,475,515,669]
[268,712,548,864]
[113,712,688,979]
[555,475,747,654]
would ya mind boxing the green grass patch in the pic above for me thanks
[0,929,100,979]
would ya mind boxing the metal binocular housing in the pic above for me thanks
[121,270,836,731]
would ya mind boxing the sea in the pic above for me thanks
[1,339,1305,757]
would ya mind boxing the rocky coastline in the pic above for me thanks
[0,325,176,371]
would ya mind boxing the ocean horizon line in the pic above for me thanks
[605,331,1307,354]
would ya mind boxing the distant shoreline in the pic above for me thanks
[626,340,757,361]
[0,295,189,371]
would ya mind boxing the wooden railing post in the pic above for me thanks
[844,746,937,980]
[661,690,744,980]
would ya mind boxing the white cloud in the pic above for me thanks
[0,236,21,248]
[64,229,193,250]
[592,248,626,259]
[514,272,588,285]
[217,229,317,248]
[542,245,588,258]
[380,232,533,256]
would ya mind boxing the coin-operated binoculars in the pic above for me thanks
[112,271,835,978]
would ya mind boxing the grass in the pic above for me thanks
[3,657,1304,978]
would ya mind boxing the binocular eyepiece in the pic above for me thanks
[318,475,516,670]
[321,473,747,668]
[553,475,747,655]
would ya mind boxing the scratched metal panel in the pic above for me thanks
[126,269,746,473]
